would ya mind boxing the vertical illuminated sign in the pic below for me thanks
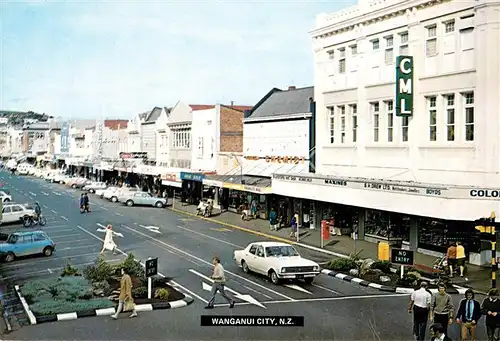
[395,56,414,116]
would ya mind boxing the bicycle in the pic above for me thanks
[23,214,47,228]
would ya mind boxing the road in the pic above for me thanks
[0,171,488,341]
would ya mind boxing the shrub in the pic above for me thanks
[30,299,114,316]
[21,277,93,303]
[132,286,148,298]
[21,280,50,301]
[83,256,115,283]
[370,261,392,274]
[325,258,357,272]
[61,261,81,277]
[397,270,422,288]
[116,253,145,278]
[154,288,169,300]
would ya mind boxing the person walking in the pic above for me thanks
[269,207,278,231]
[430,283,454,336]
[289,213,298,238]
[456,242,466,277]
[447,242,457,277]
[111,267,138,319]
[205,256,235,309]
[79,193,85,213]
[100,225,117,255]
[83,193,91,212]
[408,281,432,341]
[481,288,500,341]
[456,289,481,341]
[429,323,453,341]
[250,198,257,219]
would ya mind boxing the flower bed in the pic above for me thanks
[19,253,186,317]
[324,251,438,289]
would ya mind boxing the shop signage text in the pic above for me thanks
[395,55,414,117]
[120,152,148,159]
[470,189,500,198]
[180,172,205,182]
[244,156,306,164]
[162,173,177,182]
[391,248,414,265]
[60,122,70,153]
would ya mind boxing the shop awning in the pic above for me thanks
[203,175,272,194]
[162,180,182,188]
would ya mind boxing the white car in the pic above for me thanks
[52,173,68,184]
[104,186,139,202]
[0,191,12,203]
[83,182,107,193]
[0,203,35,225]
[233,242,321,285]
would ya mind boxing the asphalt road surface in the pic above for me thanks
[0,171,489,341]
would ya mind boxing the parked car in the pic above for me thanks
[95,187,108,197]
[0,191,12,203]
[83,182,107,193]
[53,173,69,184]
[104,186,139,202]
[233,242,321,285]
[0,231,55,262]
[0,203,35,225]
[119,192,167,208]
[70,178,90,189]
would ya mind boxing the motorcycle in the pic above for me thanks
[23,214,47,228]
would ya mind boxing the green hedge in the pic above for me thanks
[30,299,114,316]
[325,258,358,272]
[21,276,93,303]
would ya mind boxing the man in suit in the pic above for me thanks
[456,289,482,341]
[430,323,453,341]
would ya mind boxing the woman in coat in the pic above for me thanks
[111,268,138,319]
[100,225,117,255]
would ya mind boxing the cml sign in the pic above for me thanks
[60,122,70,153]
[395,56,414,117]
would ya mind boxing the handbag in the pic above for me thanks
[124,299,135,312]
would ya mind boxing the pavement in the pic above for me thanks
[169,199,494,293]
[0,170,490,341]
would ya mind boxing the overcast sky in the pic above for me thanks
[1,0,356,119]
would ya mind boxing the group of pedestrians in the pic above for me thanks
[409,282,500,341]
[79,193,91,213]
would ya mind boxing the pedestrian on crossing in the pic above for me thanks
[205,256,235,309]
[100,224,117,255]
[408,281,432,341]
[430,283,454,336]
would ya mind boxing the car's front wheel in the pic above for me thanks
[43,246,53,257]
[126,200,134,207]
[111,196,118,203]
[269,270,280,285]
[155,201,164,208]
[4,252,15,262]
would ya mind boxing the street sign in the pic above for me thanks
[145,257,158,277]
[391,248,414,265]
[395,55,414,116]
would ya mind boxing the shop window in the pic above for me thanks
[365,209,410,241]
[418,218,480,254]
[319,202,359,235]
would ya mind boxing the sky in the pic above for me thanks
[0,0,355,119]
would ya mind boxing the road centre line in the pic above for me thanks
[42,205,48,209]
[60,216,68,221]
[51,210,57,214]
[29,192,36,196]
[75,225,208,304]
[213,293,409,307]
[101,206,108,210]
[119,224,295,301]
[176,225,242,248]
[115,212,123,216]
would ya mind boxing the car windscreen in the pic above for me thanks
[7,234,18,244]
[265,246,300,257]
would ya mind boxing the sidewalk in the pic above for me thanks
[169,199,494,293]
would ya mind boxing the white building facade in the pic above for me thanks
[271,0,500,263]
[191,106,219,172]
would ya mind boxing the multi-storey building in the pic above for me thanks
[22,122,50,155]
[271,0,500,264]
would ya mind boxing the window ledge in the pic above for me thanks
[418,143,475,149]
[322,144,358,149]
[365,144,408,149]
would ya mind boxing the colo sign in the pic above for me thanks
[395,55,414,117]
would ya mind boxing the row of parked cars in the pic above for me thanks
[32,169,168,208]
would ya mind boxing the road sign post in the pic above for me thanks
[475,212,497,288]
[391,248,415,279]
[145,257,158,299]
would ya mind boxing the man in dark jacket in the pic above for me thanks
[429,323,453,341]
[79,194,85,213]
[456,289,482,341]
[481,288,500,341]
[83,193,90,213]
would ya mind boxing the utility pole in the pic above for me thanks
[475,211,497,288]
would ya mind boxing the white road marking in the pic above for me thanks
[29,192,36,196]
[41,192,49,196]
[213,293,409,307]
[56,239,91,244]
[312,283,342,295]
[120,223,295,301]
[195,272,266,309]
[115,212,123,216]
[101,206,108,211]
[60,216,68,221]
[43,204,49,209]
[47,268,53,274]
[52,192,61,196]
[283,284,313,294]
[51,210,57,214]
[176,225,241,248]
[75,224,208,304]
[139,224,162,234]
[36,225,69,230]
[61,245,98,251]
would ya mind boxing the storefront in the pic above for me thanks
[161,172,182,198]
[180,172,205,204]
[202,175,272,219]
[271,172,500,265]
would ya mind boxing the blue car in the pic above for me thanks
[0,231,56,262]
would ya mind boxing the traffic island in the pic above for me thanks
[15,253,193,325]
[322,252,466,294]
